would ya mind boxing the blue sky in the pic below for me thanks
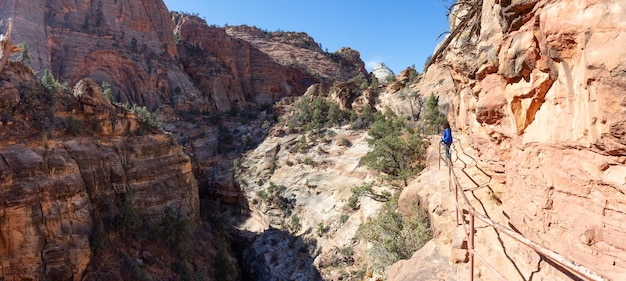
[162,0,455,75]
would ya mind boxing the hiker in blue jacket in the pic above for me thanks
[442,121,453,160]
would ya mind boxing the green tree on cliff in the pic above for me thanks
[360,107,428,186]
[423,93,447,134]
[15,42,30,65]
[40,69,65,92]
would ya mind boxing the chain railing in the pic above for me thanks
[439,141,609,281]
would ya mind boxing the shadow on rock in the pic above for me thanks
[235,227,321,281]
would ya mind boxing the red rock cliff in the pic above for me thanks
[403,0,626,279]
[0,0,194,109]
[1,1,366,117]
[0,62,200,280]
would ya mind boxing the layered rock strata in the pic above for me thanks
[0,63,199,280]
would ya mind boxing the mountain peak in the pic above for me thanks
[372,62,394,83]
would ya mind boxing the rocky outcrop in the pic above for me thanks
[0,0,195,112]
[225,25,367,85]
[393,0,626,280]
[0,20,20,73]
[1,0,365,118]
[173,15,318,113]
[1,2,369,211]
[234,104,385,280]
[0,62,200,280]
[371,63,394,83]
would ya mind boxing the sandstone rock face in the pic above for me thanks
[395,0,626,280]
[2,2,369,213]
[2,0,365,119]
[225,25,367,86]
[234,114,385,280]
[1,0,194,111]
[0,135,198,280]
[371,63,395,83]
[167,16,369,205]
[174,15,316,113]
[0,63,199,280]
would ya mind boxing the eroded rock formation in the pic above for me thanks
[393,0,626,280]
[0,62,200,280]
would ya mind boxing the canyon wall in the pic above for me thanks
[0,62,199,280]
[0,0,191,110]
[0,0,364,117]
[401,0,626,279]
[0,1,367,205]
[0,1,372,279]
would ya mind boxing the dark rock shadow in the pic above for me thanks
[234,227,322,281]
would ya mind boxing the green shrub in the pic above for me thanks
[129,257,152,281]
[356,194,432,272]
[423,93,447,134]
[347,194,359,210]
[16,42,31,65]
[90,116,101,133]
[316,222,327,237]
[303,157,316,167]
[256,190,268,201]
[262,182,293,216]
[114,191,147,241]
[65,116,82,135]
[126,104,161,130]
[340,137,352,147]
[159,207,191,253]
[213,243,238,281]
[41,69,61,92]
[293,96,350,134]
[339,214,349,224]
[423,55,432,73]
[350,182,390,203]
[370,75,379,89]
[360,108,428,185]
[172,259,194,281]
[289,214,302,234]
[408,66,420,83]
[100,81,114,101]
[262,120,271,130]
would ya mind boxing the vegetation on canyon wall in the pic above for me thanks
[2,15,441,279]
[251,69,440,278]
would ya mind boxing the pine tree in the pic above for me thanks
[16,42,30,65]
[41,69,59,92]
[424,93,447,133]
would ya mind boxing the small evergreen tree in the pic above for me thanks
[129,104,161,129]
[361,108,428,186]
[16,42,31,65]
[423,55,433,73]
[100,81,114,101]
[423,93,447,134]
[213,243,238,281]
[370,75,379,89]
[356,194,432,272]
[41,69,59,92]
[408,66,420,83]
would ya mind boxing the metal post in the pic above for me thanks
[452,165,459,225]
[469,213,475,281]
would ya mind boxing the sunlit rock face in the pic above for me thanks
[371,63,395,83]
[391,0,626,280]
[0,63,199,280]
